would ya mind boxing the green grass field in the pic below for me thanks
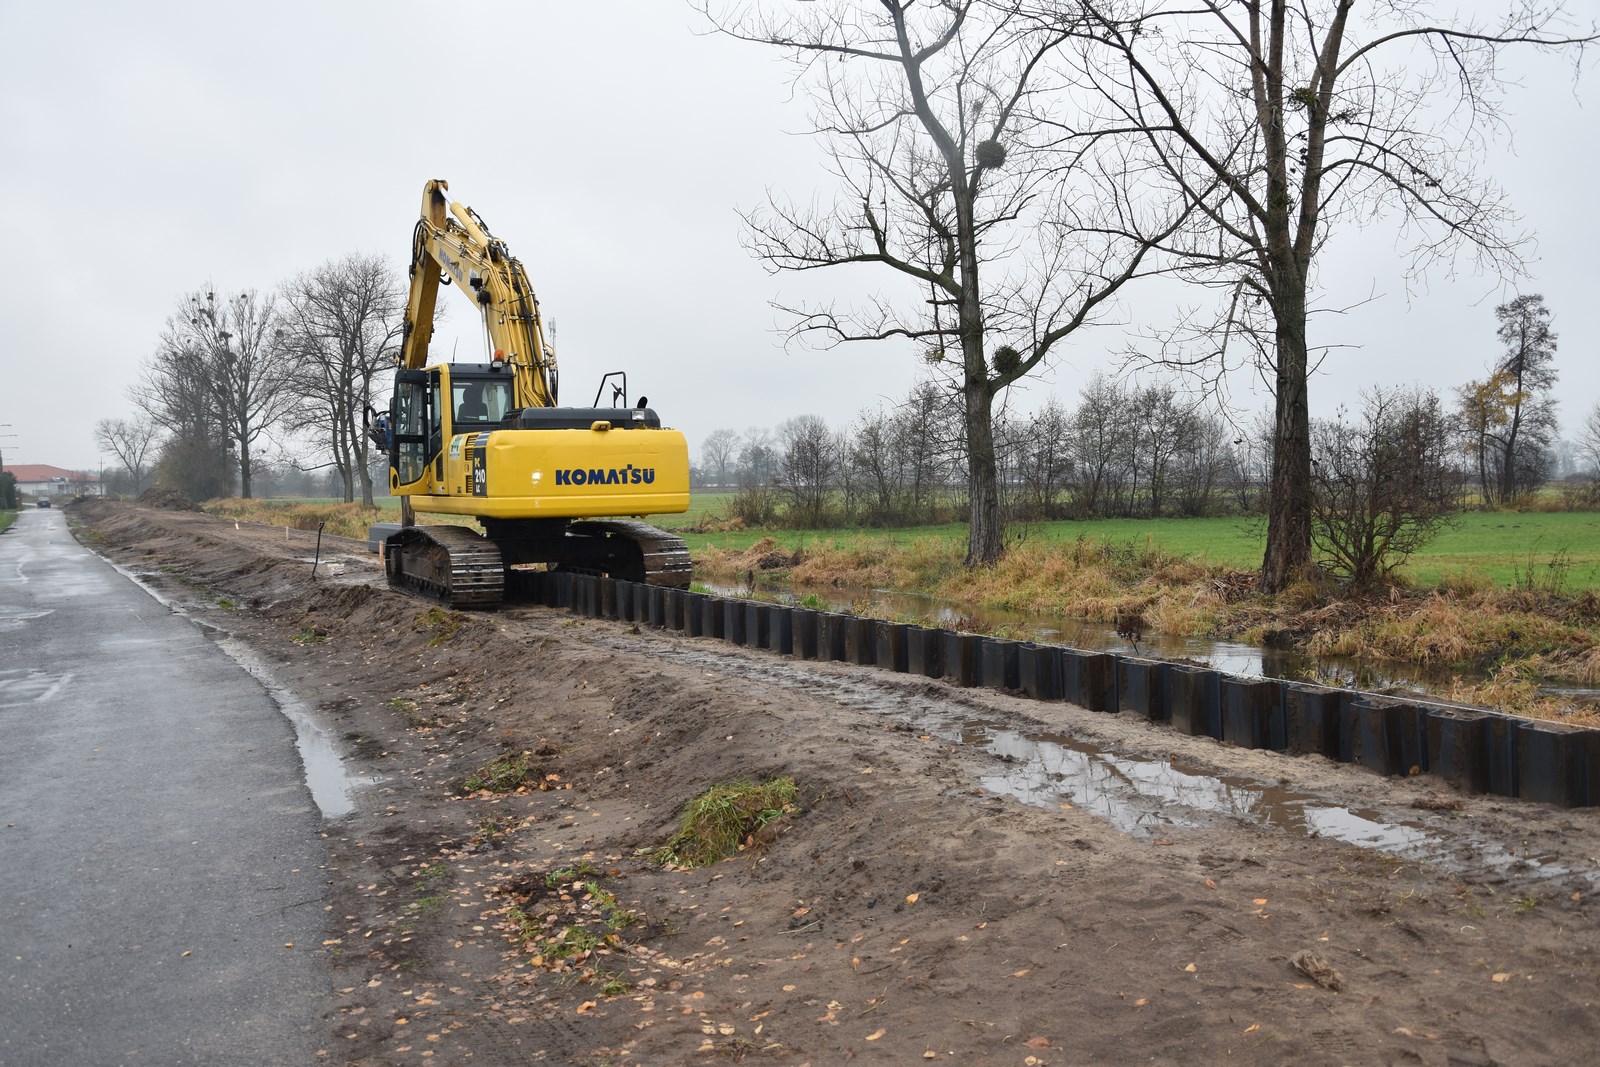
[668,494,1600,592]
[0,510,14,534]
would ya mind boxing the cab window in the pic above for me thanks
[453,379,512,427]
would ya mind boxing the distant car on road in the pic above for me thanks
[36,499,51,509]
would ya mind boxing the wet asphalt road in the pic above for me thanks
[0,509,332,1065]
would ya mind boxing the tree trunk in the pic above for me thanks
[1261,296,1313,593]
[965,386,1003,566]
[1499,402,1523,503]
[238,431,253,499]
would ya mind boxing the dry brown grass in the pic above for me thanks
[691,530,1600,701]
[1442,658,1600,728]
[204,499,480,540]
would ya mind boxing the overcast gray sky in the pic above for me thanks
[1,1,1594,475]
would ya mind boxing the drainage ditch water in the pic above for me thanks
[704,580,1597,707]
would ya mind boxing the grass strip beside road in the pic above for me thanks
[0,510,14,534]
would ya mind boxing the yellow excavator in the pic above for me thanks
[369,179,691,608]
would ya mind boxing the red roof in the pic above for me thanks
[5,464,99,483]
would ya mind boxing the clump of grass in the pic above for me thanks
[386,697,435,729]
[464,752,535,793]
[414,606,465,647]
[413,862,450,889]
[545,860,600,888]
[216,597,237,611]
[655,777,799,869]
[1443,658,1600,727]
[289,624,326,644]
[476,816,511,841]
[597,972,632,996]
[504,872,641,995]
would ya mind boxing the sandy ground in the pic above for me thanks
[66,500,1600,1066]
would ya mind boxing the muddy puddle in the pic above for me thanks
[598,629,1594,889]
[108,562,368,819]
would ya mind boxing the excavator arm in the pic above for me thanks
[401,179,558,409]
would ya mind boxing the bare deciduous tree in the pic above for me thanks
[699,0,1192,566]
[699,428,740,489]
[776,414,842,527]
[279,254,407,505]
[135,287,294,499]
[1054,0,1595,590]
[1578,401,1600,480]
[1311,386,1459,589]
[94,416,162,495]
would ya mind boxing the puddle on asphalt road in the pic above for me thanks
[617,636,1595,887]
[110,562,365,819]
[213,635,360,819]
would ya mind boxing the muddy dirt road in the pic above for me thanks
[66,500,1600,1066]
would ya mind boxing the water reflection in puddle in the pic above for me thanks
[215,635,360,819]
[951,712,1431,849]
[927,710,1584,884]
[638,638,1591,885]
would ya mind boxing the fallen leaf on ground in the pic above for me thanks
[1184,963,1197,973]
[1492,973,1512,983]
[1243,1023,1260,1034]
[905,893,920,905]
[865,1028,886,1041]
[1291,950,1345,992]
[577,1001,597,1014]
[1024,1036,1051,1048]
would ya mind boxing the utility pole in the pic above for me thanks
[0,426,16,509]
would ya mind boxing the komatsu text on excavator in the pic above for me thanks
[367,179,692,608]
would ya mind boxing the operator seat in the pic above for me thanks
[458,383,488,422]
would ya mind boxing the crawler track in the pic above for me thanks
[384,526,505,609]
[385,520,690,609]
[568,519,692,588]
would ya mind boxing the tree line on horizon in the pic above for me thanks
[691,293,1598,586]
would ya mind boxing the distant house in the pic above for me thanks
[5,464,103,499]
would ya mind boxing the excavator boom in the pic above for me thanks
[402,179,556,410]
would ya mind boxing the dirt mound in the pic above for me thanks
[138,487,201,510]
